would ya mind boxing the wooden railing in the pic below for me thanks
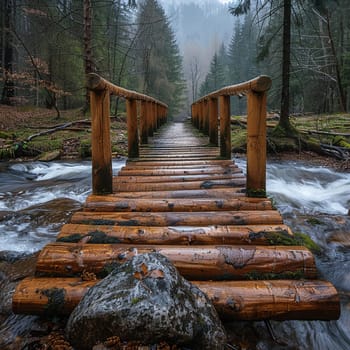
[87,73,168,195]
[191,76,272,197]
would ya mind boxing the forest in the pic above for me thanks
[1,0,350,121]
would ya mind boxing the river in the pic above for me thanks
[0,158,349,349]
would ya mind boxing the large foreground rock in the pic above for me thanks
[66,252,226,349]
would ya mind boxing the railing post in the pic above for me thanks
[203,99,209,135]
[200,101,205,131]
[209,97,218,145]
[219,95,231,159]
[90,89,113,194]
[193,103,198,128]
[246,90,267,197]
[156,104,160,129]
[140,100,148,144]
[147,102,154,137]
[126,98,139,158]
[152,102,157,133]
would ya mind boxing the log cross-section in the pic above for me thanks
[12,75,340,322]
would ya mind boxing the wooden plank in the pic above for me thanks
[84,196,273,212]
[87,188,247,199]
[121,164,238,171]
[113,173,244,184]
[126,159,235,166]
[35,243,316,279]
[13,278,339,320]
[57,223,293,245]
[118,166,240,176]
[71,210,283,226]
[113,178,246,192]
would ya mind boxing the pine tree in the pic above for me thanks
[134,0,185,116]
[199,44,228,97]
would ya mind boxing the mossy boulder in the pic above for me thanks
[66,253,226,349]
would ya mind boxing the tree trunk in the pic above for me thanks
[83,0,93,113]
[1,0,15,105]
[325,11,347,112]
[278,0,292,131]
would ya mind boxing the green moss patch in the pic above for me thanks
[245,269,306,280]
[266,231,321,254]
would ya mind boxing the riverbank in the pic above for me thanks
[267,150,350,172]
[1,106,349,170]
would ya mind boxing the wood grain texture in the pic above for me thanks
[13,278,339,320]
[35,243,316,279]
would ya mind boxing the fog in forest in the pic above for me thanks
[1,0,349,117]
[159,0,236,109]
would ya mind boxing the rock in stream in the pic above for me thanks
[66,252,227,349]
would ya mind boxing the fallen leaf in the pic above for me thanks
[133,271,143,280]
[148,269,165,279]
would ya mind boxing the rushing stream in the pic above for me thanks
[0,158,349,349]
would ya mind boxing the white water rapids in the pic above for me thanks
[0,160,125,252]
[0,158,349,349]
[0,158,349,252]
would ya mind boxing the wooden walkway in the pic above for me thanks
[13,121,340,320]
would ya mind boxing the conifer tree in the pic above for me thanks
[134,0,185,116]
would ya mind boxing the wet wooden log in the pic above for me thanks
[35,243,316,279]
[139,149,220,155]
[135,157,222,162]
[137,152,219,158]
[13,278,340,320]
[57,223,293,245]
[101,188,246,199]
[120,164,238,173]
[71,210,283,226]
[126,98,139,158]
[84,196,273,212]
[113,173,243,184]
[123,163,236,170]
[219,95,231,159]
[113,178,246,192]
[90,89,113,195]
[246,90,267,196]
[118,166,240,177]
[197,280,340,320]
[126,159,235,166]
[139,146,219,152]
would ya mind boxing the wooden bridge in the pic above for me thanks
[12,74,340,321]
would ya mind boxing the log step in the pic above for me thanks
[137,153,219,158]
[113,178,246,192]
[121,163,237,170]
[114,172,243,183]
[71,210,283,226]
[103,188,247,199]
[126,159,235,166]
[57,223,293,245]
[13,277,340,320]
[118,166,239,176]
[35,242,317,280]
[84,196,273,212]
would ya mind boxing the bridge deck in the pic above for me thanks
[12,121,340,321]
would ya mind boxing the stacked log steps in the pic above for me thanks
[12,122,340,321]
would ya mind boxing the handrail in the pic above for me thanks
[87,73,168,194]
[191,75,272,197]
